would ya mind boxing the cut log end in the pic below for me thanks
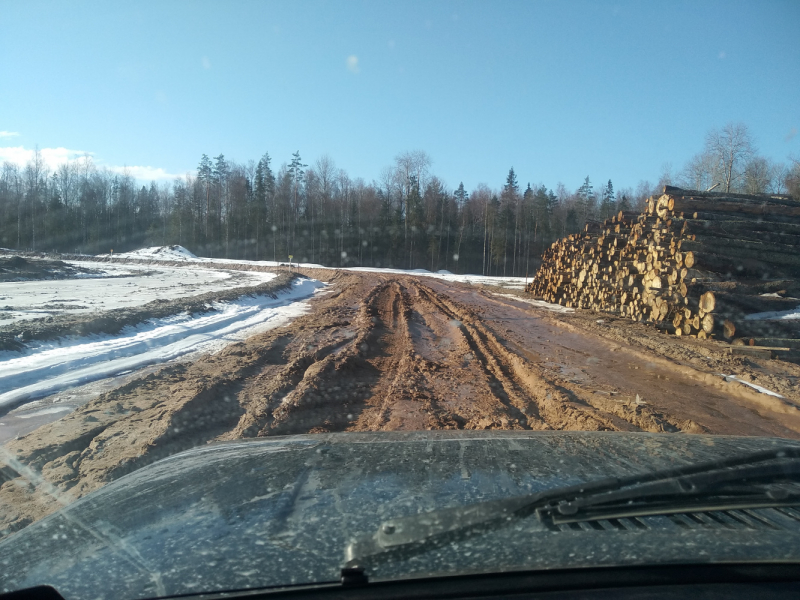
[699,291,716,313]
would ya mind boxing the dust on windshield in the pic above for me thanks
[1,1,800,596]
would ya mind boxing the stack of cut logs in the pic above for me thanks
[527,186,800,348]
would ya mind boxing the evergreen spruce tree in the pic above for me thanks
[454,182,468,205]
[599,179,615,219]
[503,167,519,196]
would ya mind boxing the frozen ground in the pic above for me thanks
[0,260,276,324]
[107,245,531,289]
[0,278,325,415]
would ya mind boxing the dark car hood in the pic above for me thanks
[2,431,800,599]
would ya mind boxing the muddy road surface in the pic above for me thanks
[2,269,800,536]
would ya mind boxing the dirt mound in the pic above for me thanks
[0,255,100,283]
[1,256,28,269]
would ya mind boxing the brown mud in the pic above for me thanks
[2,268,800,537]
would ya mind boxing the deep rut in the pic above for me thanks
[3,271,798,539]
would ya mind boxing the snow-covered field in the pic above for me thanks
[1,260,276,324]
[0,278,325,413]
[105,245,531,290]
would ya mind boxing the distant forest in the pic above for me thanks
[1,123,798,276]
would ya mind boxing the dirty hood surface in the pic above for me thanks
[1,431,799,599]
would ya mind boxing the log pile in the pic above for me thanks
[527,186,800,348]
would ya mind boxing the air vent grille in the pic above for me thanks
[553,506,800,533]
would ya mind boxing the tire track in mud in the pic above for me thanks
[414,282,614,432]
[2,271,791,539]
[414,281,701,434]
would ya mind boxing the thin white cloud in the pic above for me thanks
[0,145,180,181]
[107,165,182,181]
[202,56,212,69]
[346,55,360,74]
[0,131,20,138]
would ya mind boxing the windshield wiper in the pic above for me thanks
[345,446,800,570]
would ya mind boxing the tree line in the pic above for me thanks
[1,123,797,276]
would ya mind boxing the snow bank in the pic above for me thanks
[744,306,800,321]
[0,279,325,411]
[113,245,198,260]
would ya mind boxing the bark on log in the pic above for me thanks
[668,198,800,218]
[662,185,795,203]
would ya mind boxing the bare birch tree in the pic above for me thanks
[705,122,755,193]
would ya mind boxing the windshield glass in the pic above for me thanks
[1,1,800,598]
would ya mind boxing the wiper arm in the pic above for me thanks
[345,446,800,569]
[541,460,800,525]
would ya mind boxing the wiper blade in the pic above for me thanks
[541,460,800,525]
[345,445,800,569]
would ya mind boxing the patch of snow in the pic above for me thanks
[0,279,325,411]
[100,248,325,270]
[112,245,197,260]
[14,406,72,419]
[492,292,575,313]
[744,306,800,321]
[345,267,530,289]
[1,261,276,324]
[719,374,785,398]
[100,246,530,289]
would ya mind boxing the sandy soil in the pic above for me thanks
[1,268,799,538]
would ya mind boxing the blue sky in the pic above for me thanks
[1,0,798,192]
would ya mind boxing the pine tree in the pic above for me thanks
[197,154,213,243]
[287,151,307,256]
[405,176,424,268]
[213,154,230,255]
[500,168,520,275]
[576,176,595,223]
[599,179,615,219]
[454,182,468,205]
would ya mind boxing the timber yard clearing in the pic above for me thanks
[1,251,799,537]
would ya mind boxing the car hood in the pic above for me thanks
[2,430,800,599]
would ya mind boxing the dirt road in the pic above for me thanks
[2,269,800,536]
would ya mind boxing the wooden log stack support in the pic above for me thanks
[527,186,800,352]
